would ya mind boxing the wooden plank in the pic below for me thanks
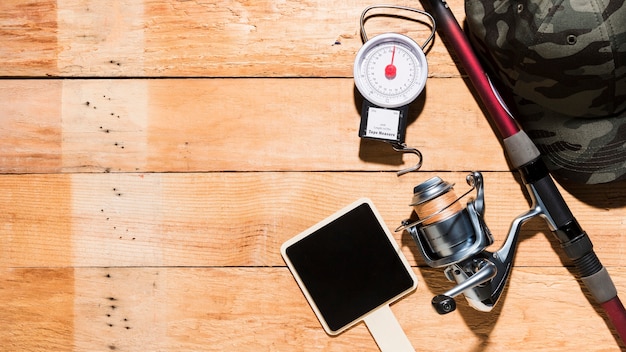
[0,268,74,352]
[0,0,58,75]
[1,172,624,268]
[0,77,506,173]
[2,266,624,351]
[0,80,63,172]
[3,1,626,351]
[1,0,466,77]
[0,174,73,267]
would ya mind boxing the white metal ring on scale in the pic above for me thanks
[354,33,428,108]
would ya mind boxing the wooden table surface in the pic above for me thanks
[2,1,625,351]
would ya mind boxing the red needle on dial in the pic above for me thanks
[385,46,397,79]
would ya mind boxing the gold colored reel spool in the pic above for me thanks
[413,190,463,226]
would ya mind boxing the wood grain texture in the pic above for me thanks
[0,172,624,269]
[0,78,505,173]
[3,266,625,351]
[2,0,464,77]
[0,80,63,172]
[1,268,74,352]
[0,0,58,75]
[1,0,625,351]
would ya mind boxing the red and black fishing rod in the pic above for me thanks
[420,0,626,343]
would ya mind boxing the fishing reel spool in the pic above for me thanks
[397,172,520,314]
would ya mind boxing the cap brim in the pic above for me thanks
[514,97,626,184]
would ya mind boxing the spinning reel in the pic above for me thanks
[397,171,531,314]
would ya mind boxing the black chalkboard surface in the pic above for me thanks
[282,198,417,351]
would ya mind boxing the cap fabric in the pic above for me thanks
[465,0,626,184]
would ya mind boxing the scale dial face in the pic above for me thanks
[354,33,428,108]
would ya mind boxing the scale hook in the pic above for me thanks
[392,143,423,176]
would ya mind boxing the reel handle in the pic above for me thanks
[432,295,456,315]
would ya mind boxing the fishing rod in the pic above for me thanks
[411,0,626,342]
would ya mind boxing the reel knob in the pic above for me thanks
[432,295,456,314]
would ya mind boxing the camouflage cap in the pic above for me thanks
[465,0,626,184]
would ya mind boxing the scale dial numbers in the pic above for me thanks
[354,33,428,108]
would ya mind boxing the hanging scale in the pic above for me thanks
[354,5,436,175]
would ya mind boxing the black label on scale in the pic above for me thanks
[358,100,408,145]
